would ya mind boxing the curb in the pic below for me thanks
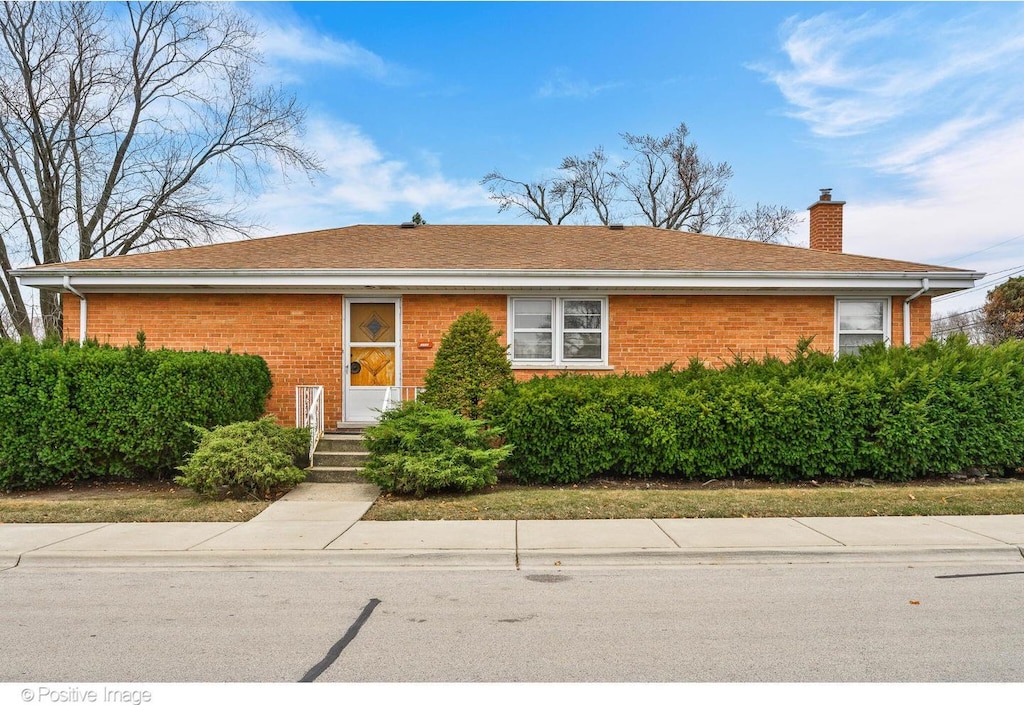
[10,545,1022,570]
[517,545,1024,567]
[14,549,517,570]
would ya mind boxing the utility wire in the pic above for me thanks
[935,264,1024,300]
[931,306,983,323]
[940,233,1024,265]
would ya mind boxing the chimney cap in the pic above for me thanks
[808,188,846,210]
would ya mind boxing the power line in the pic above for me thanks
[940,233,1024,265]
[935,264,1024,300]
[931,306,983,323]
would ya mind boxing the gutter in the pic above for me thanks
[62,275,87,344]
[903,278,930,346]
[10,266,987,280]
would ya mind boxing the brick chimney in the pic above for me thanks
[808,188,845,253]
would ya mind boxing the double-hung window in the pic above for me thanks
[836,298,890,355]
[510,297,607,366]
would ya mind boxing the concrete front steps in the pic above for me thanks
[306,432,369,483]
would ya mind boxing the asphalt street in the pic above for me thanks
[2,562,1023,682]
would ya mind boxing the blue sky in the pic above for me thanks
[235,1,1024,317]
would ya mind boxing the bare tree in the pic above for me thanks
[612,123,733,232]
[559,147,618,226]
[483,122,788,238]
[480,170,582,225]
[0,1,321,339]
[931,308,994,345]
[728,203,800,244]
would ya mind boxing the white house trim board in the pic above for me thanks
[16,269,984,296]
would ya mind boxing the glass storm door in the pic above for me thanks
[344,298,401,423]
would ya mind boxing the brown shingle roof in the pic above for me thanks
[24,224,967,273]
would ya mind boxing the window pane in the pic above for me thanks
[514,300,552,330]
[838,333,884,356]
[563,332,602,360]
[563,300,602,330]
[839,301,884,332]
[513,332,552,360]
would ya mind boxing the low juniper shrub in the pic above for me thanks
[175,417,310,499]
[359,402,512,497]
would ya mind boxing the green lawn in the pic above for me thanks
[0,481,269,523]
[363,478,1024,521]
[3,477,1022,523]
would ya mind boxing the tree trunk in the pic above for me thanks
[40,290,63,340]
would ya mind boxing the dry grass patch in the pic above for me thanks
[363,477,1024,521]
[0,480,269,523]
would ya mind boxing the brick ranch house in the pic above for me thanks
[15,190,982,427]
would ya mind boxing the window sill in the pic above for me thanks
[511,362,615,371]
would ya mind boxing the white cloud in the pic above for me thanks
[872,115,996,175]
[243,9,413,85]
[845,119,1024,262]
[258,26,390,78]
[249,119,490,233]
[758,9,1024,139]
[758,7,1024,316]
[536,68,621,99]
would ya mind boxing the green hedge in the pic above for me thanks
[0,337,272,489]
[486,337,1024,484]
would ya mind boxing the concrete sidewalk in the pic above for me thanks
[2,483,1023,569]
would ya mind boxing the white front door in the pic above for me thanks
[343,297,402,423]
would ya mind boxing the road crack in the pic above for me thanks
[299,598,381,682]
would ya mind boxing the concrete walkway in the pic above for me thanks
[2,483,1023,569]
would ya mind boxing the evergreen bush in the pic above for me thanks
[359,402,511,496]
[418,309,514,418]
[487,337,1024,484]
[0,337,272,489]
[175,417,309,499]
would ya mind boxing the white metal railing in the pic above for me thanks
[382,385,424,411]
[295,385,325,461]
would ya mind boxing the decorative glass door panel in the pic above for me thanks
[349,303,396,344]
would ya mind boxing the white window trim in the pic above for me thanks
[834,296,891,356]
[507,295,611,369]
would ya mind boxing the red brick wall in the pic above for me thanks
[608,294,834,369]
[64,293,343,426]
[402,294,508,387]
[65,291,934,425]
[892,295,932,347]
[809,201,844,253]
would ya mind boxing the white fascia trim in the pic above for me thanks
[14,268,984,293]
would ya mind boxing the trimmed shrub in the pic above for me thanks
[0,337,272,490]
[175,417,309,499]
[418,309,514,418]
[359,402,512,496]
[487,337,1024,484]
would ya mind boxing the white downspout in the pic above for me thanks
[903,277,930,346]
[62,275,87,343]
